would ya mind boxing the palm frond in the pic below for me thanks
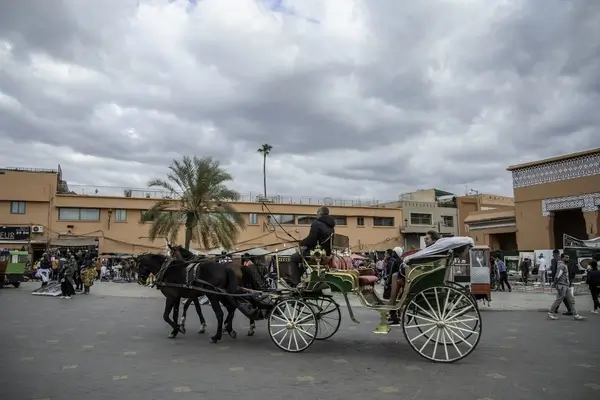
[143,155,245,249]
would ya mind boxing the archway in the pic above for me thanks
[553,209,587,248]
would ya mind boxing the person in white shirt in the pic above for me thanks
[538,253,548,285]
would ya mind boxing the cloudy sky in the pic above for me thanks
[0,0,598,202]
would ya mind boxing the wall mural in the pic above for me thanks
[541,192,600,216]
[511,152,600,188]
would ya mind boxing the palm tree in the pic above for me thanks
[257,143,273,199]
[141,156,245,250]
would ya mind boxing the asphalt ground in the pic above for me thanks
[1,287,599,400]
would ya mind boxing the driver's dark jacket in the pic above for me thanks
[300,215,336,256]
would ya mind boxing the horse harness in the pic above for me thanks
[153,258,265,299]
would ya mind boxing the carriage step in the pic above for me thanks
[372,311,391,334]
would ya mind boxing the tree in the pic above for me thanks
[257,143,273,199]
[142,156,245,250]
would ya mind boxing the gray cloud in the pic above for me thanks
[0,0,598,202]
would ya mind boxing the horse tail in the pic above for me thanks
[225,266,238,294]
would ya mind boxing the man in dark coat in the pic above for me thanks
[288,207,336,285]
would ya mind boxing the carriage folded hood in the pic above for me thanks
[403,237,475,263]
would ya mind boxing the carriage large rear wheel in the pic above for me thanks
[305,296,341,340]
[402,285,482,363]
[268,299,317,353]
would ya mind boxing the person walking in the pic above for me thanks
[550,250,574,315]
[586,260,600,314]
[538,253,548,285]
[548,253,585,320]
[495,256,511,292]
[520,258,530,285]
[81,262,96,295]
[58,256,76,299]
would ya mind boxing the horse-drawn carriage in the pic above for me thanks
[138,234,481,363]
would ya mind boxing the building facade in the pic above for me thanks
[381,189,460,248]
[0,167,404,258]
[508,148,600,250]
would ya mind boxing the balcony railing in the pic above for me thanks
[58,184,390,207]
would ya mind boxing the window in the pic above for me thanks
[13,254,28,263]
[442,215,454,228]
[141,210,152,221]
[58,208,100,221]
[10,201,26,214]
[373,217,394,227]
[248,213,259,225]
[141,210,172,222]
[410,213,432,225]
[297,215,316,225]
[268,214,295,225]
[333,216,347,226]
[357,217,365,226]
[115,209,127,222]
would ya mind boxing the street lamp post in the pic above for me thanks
[402,218,408,249]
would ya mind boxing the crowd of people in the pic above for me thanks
[32,249,99,298]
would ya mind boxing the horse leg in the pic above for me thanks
[207,294,224,343]
[193,297,207,334]
[222,298,237,339]
[247,318,256,337]
[180,298,193,335]
[162,297,179,339]
[172,298,182,335]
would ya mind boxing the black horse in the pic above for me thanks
[137,253,240,342]
[171,246,271,337]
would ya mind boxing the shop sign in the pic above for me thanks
[0,226,31,241]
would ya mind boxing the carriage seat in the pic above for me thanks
[326,257,378,286]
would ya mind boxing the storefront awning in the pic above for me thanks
[50,237,98,247]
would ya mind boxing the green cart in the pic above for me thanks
[0,250,29,288]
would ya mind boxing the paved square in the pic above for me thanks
[0,287,598,400]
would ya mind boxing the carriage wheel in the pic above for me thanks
[402,285,482,363]
[268,299,317,353]
[405,287,480,345]
[306,296,341,340]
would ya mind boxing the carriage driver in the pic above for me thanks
[388,230,440,325]
[289,206,336,285]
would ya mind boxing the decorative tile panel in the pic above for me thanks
[512,153,600,188]
[541,192,600,216]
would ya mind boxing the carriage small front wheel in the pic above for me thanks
[402,285,482,363]
[268,299,317,353]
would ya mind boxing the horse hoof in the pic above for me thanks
[228,330,237,339]
[210,336,221,343]
[168,333,176,339]
[198,328,206,334]
[179,326,187,335]
[247,330,255,337]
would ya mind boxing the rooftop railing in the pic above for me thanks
[2,167,59,174]
[58,184,391,207]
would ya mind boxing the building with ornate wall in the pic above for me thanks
[461,148,599,250]
[507,148,600,250]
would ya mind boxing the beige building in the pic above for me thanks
[0,166,405,259]
[461,148,600,250]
